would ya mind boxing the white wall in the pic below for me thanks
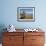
[0,0,46,29]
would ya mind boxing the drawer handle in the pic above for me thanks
[32,39,36,40]
[9,38,13,40]
[9,38,12,40]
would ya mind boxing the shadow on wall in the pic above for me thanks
[0,24,7,43]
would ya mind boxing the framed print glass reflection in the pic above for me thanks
[17,7,35,22]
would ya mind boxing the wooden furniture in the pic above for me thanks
[24,32,45,46]
[2,30,45,46]
[2,32,24,46]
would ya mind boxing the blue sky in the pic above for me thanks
[20,9,33,14]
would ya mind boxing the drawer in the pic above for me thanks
[3,35,23,44]
[32,36,45,44]
[3,38,23,46]
[31,44,44,46]
[3,32,23,36]
[3,42,15,46]
[24,32,44,36]
[3,36,15,44]
[24,35,44,45]
[3,43,23,46]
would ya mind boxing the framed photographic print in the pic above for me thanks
[17,7,35,22]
